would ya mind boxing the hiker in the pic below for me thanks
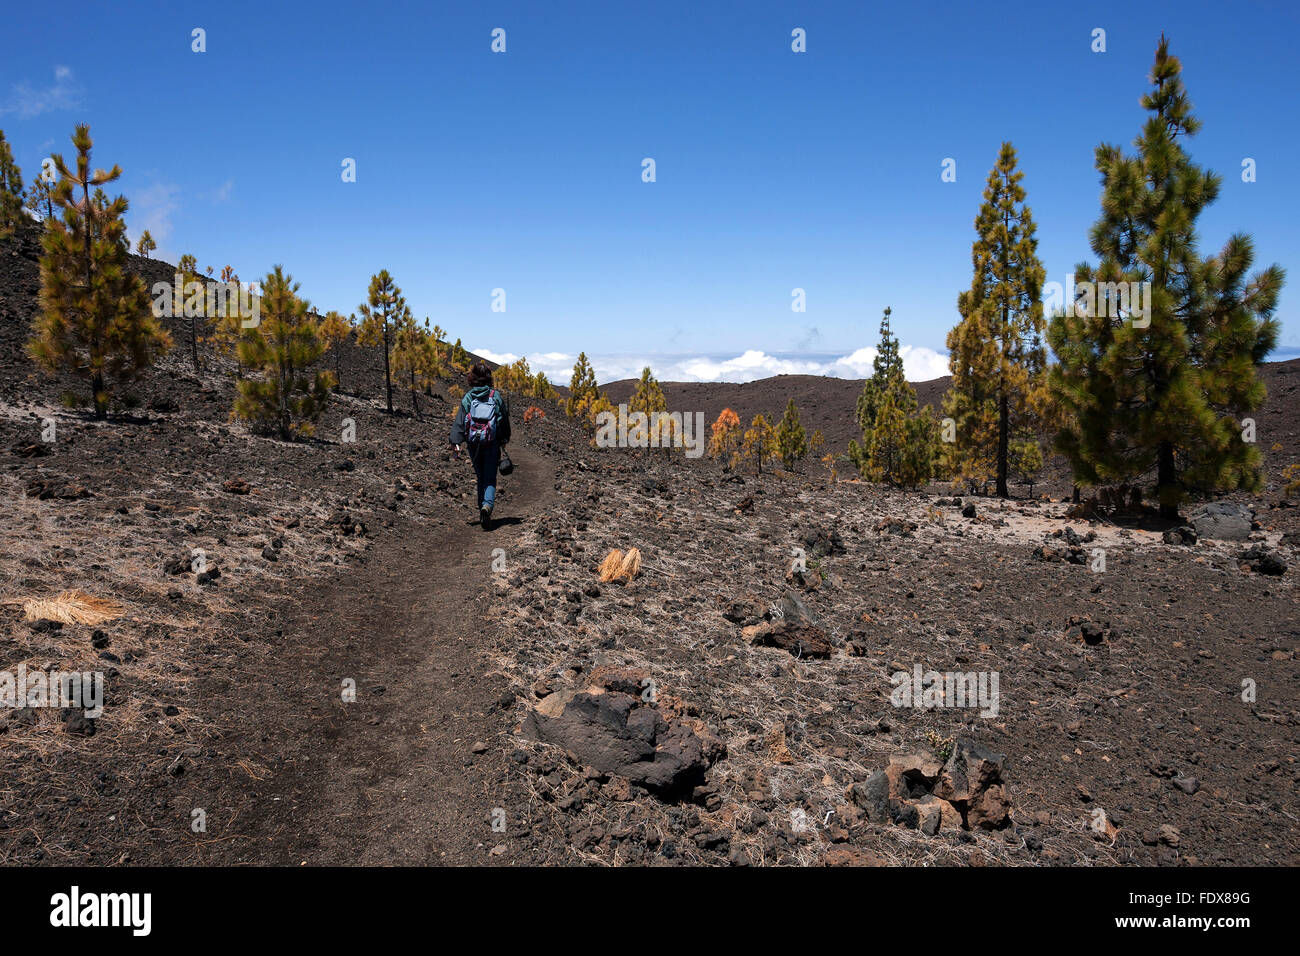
[450,362,512,529]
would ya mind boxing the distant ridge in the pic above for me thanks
[593,362,1300,457]
[596,372,950,453]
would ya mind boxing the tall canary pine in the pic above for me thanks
[852,306,905,438]
[316,310,352,390]
[357,269,405,413]
[1047,37,1284,517]
[28,125,170,418]
[849,307,935,486]
[943,142,1046,497]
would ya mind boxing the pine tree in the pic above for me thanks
[28,125,170,418]
[940,304,999,488]
[900,404,939,489]
[234,265,332,439]
[849,308,916,474]
[24,166,53,224]
[390,306,436,416]
[853,306,905,435]
[741,413,777,475]
[630,366,669,452]
[450,338,469,371]
[1047,37,1284,518]
[775,398,808,470]
[210,265,252,378]
[531,370,556,400]
[585,393,614,440]
[867,386,908,483]
[494,357,533,394]
[942,142,1046,497]
[846,310,937,486]
[317,309,352,390]
[866,380,937,488]
[630,367,666,413]
[0,131,23,234]
[25,172,54,225]
[566,352,612,430]
[136,230,155,257]
[430,324,445,365]
[356,269,405,413]
[709,408,742,468]
[567,352,599,417]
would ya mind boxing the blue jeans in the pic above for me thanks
[469,441,501,511]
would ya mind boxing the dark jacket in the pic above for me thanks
[450,386,511,446]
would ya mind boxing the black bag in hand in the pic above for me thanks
[498,449,514,475]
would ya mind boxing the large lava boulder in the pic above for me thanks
[523,688,724,796]
[1190,502,1253,541]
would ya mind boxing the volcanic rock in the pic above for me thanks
[522,688,723,796]
[1190,502,1252,541]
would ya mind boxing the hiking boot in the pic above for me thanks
[480,506,492,530]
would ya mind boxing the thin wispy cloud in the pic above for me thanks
[205,179,234,203]
[1,65,83,118]
[129,182,181,260]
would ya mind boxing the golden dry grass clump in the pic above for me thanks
[597,547,642,582]
[4,590,125,626]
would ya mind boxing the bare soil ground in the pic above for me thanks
[1,219,1296,866]
[489,467,1298,864]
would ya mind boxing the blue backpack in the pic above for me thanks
[465,389,500,444]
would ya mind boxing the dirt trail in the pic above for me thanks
[208,442,554,865]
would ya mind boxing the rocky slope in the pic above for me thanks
[1,218,1296,866]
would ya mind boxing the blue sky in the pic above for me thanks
[3,0,1296,383]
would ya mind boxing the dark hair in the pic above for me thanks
[467,362,493,388]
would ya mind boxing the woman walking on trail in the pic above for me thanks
[450,362,512,529]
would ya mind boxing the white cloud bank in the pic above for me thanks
[470,346,950,387]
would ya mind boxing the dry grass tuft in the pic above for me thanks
[618,547,641,581]
[5,589,125,626]
[597,547,642,582]
[597,549,625,581]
